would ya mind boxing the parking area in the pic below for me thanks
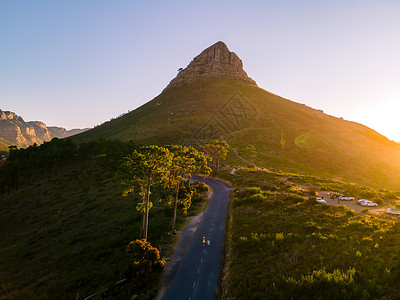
[317,191,387,214]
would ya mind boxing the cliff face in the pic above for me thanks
[0,110,89,150]
[166,41,257,88]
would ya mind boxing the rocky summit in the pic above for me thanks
[167,41,257,88]
[0,109,89,150]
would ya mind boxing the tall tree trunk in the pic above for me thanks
[139,193,146,239]
[143,175,152,241]
[171,183,180,232]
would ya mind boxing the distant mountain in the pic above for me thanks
[0,109,89,150]
[73,41,400,189]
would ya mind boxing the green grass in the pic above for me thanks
[222,170,400,299]
[0,164,208,299]
[72,78,400,190]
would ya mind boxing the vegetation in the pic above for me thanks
[120,145,173,240]
[123,239,165,286]
[201,140,229,173]
[0,138,210,299]
[72,78,400,190]
[222,169,400,299]
[223,168,400,206]
[3,77,400,299]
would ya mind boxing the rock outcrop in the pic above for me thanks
[167,41,257,88]
[0,109,89,150]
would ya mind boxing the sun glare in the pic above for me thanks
[352,96,400,143]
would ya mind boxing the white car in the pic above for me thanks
[339,196,354,201]
[387,208,400,215]
[316,197,326,204]
[358,199,377,207]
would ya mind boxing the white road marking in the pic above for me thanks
[193,281,196,288]
[197,267,200,274]
[200,257,203,262]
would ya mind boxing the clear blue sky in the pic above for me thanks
[1,1,400,141]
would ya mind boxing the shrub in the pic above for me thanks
[262,190,273,198]
[192,182,209,193]
[361,208,369,214]
[309,189,318,197]
[245,193,265,203]
[123,239,165,282]
[283,268,356,298]
[345,210,355,216]
[305,197,317,206]
[284,193,306,204]
[246,187,262,196]
[275,232,285,241]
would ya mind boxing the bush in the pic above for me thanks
[123,239,165,282]
[309,189,318,197]
[361,208,369,214]
[305,197,317,206]
[192,182,209,193]
[284,193,307,204]
[245,193,266,203]
[280,268,356,299]
[345,210,355,216]
[246,187,262,196]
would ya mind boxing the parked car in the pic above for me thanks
[387,208,400,215]
[316,197,326,204]
[339,196,354,201]
[358,199,377,207]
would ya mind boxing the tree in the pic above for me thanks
[160,146,211,231]
[124,239,165,283]
[164,145,195,231]
[201,140,229,173]
[120,145,172,240]
[192,149,212,182]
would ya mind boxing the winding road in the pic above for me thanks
[164,178,230,300]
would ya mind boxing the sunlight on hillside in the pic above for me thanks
[352,96,400,143]
[295,133,317,149]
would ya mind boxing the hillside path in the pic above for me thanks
[164,177,230,300]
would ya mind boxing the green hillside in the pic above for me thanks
[222,169,400,299]
[0,139,210,299]
[74,79,400,190]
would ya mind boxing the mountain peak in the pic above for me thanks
[167,41,257,88]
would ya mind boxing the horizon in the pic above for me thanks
[1,1,400,141]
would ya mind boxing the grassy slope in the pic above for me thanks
[222,169,400,299]
[73,79,400,190]
[0,166,174,299]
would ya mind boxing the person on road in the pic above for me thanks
[207,235,211,246]
[203,236,206,246]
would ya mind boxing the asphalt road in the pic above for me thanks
[165,178,230,300]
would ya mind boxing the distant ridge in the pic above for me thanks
[0,109,89,150]
[73,41,400,189]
